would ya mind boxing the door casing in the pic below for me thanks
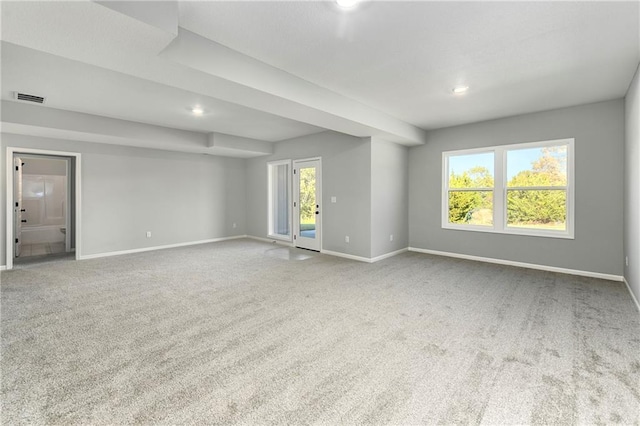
[5,147,82,270]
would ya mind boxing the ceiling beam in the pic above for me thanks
[161,29,427,145]
[1,2,427,146]
[1,101,273,158]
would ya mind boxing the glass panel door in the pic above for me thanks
[298,166,316,239]
[293,159,321,251]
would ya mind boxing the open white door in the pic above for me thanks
[65,158,71,253]
[293,158,321,251]
[13,156,23,258]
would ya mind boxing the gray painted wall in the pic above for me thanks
[246,131,372,258]
[409,99,625,276]
[624,64,640,305]
[1,133,246,265]
[371,138,409,258]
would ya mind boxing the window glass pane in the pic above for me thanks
[507,145,567,187]
[448,152,494,188]
[507,189,566,230]
[448,190,493,226]
[298,167,316,238]
[269,163,290,237]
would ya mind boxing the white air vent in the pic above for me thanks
[13,92,46,104]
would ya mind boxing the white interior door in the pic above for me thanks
[13,156,23,258]
[293,159,321,251]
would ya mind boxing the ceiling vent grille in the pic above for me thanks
[13,92,46,104]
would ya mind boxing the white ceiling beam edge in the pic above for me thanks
[207,133,272,155]
[93,1,179,38]
[161,29,427,146]
[1,101,273,158]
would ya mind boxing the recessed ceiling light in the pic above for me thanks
[336,0,359,9]
[452,86,469,94]
[191,106,204,116]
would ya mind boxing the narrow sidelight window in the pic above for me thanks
[268,160,292,240]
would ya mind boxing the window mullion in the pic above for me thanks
[493,147,505,232]
[507,186,567,191]
[448,187,494,192]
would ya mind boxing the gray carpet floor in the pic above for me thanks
[1,239,639,425]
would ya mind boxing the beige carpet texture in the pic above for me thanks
[1,239,639,425]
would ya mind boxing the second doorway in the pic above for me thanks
[293,158,321,251]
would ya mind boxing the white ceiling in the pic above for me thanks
[1,1,639,156]
[180,1,640,129]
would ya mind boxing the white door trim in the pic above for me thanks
[293,157,322,251]
[5,147,82,270]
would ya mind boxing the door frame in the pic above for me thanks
[293,157,322,251]
[5,147,82,270]
[16,154,73,253]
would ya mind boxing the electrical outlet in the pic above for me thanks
[626,256,629,267]
[390,234,394,242]
[345,236,350,243]
[232,223,237,229]
[331,196,337,203]
[146,231,151,238]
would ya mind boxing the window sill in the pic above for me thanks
[441,224,574,240]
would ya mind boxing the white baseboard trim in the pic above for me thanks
[623,277,640,312]
[245,236,408,263]
[321,248,409,264]
[371,248,408,263]
[0,265,7,271]
[79,235,247,260]
[320,249,372,263]
[245,235,294,247]
[408,247,624,282]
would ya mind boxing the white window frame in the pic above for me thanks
[268,159,292,241]
[442,138,575,239]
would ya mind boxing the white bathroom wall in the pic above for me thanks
[21,175,66,227]
[20,157,68,228]
[22,157,67,176]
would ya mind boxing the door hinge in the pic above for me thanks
[294,169,296,174]
[293,201,296,207]
[15,166,18,171]
[15,202,19,207]
[294,235,297,240]
[15,238,18,244]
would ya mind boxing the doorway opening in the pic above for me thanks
[293,158,321,252]
[6,148,81,269]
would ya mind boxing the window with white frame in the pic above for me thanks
[442,138,574,239]
[268,160,292,240]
